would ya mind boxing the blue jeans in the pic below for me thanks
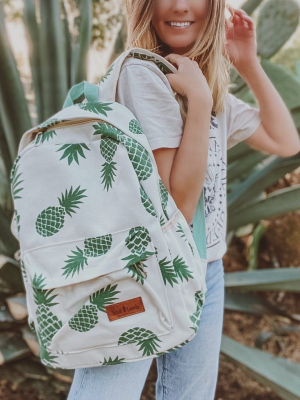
[67,258,225,400]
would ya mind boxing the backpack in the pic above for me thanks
[10,47,208,369]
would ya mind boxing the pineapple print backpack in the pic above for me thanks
[10,47,208,369]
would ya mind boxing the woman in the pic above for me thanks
[67,1,300,399]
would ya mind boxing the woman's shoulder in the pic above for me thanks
[119,56,174,95]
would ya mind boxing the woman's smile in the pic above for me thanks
[165,21,195,29]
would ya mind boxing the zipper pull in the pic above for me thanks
[34,131,43,147]
[138,261,147,279]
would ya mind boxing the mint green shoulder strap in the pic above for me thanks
[63,81,99,109]
[192,190,206,260]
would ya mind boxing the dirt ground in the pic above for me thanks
[1,170,300,400]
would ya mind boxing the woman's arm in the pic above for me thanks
[153,54,213,225]
[153,94,211,225]
[239,60,300,157]
[224,6,300,157]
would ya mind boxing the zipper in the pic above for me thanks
[22,116,166,229]
[34,131,43,147]
[29,117,112,150]
[138,261,147,279]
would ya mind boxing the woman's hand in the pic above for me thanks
[223,5,258,69]
[164,53,213,107]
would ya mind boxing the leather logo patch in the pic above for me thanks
[105,297,145,321]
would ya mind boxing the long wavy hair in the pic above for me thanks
[124,0,231,124]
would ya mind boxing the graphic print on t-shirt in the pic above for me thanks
[189,112,227,250]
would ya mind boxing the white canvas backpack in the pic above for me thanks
[10,47,208,369]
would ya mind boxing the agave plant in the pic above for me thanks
[0,0,119,392]
[220,0,300,398]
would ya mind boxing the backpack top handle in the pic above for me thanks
[62,80,99,109]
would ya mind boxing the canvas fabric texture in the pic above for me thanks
[9,48,208,370]
[116,57,262,261]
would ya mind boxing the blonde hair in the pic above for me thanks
[124,0,231,124]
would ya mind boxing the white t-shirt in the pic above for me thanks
[116,57,262,262]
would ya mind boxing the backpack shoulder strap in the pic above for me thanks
[192,191,207,260]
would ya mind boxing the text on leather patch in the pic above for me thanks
[105,296,145,321]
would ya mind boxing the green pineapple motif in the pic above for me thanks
[154,246,193,287]
[93,122,153,182]
[189,290,205,332]
[28,320,36,333]
[188,242,195,256]
[77,102,114,117]
[129,119,143,135]
[37,117,60,130]
[36,185,87,237]
[156,339,190,356]
[62,234,113,278]
[121,227,155,284]
[38,332,59,367]
[118,327,162,356]
[176,222,195,257]
[102,356,125,365]
[158,255,178,287]
[20,259,27,282]
[10,155,24,200]
[159,179,169,220]
[159,214,168,226]
[140,186,157,217]
[35,130,57,145]
[68,284,120,332]
[32,274,63,348]
[172,254,194,282]
[100,63,114,82]
[56,143,90,165]
[13,209,21,234]
[99,136,119,191]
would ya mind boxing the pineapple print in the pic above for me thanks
[159,179,169,220]
[121,227,156,284]
[10,155,24,200]
[37,117,60,130]
[38,333,59,367]
[140,186,157,218]
[56,143,90,165]
[68,284,120,332]
[118,327,162,356]
[99,136,119,191]
[129,119,143,135]
[36,185,87,237]
[62,234,113,278]
[32,273,63,347]
[77,102,114,117]
[159,214,168,227]
[34,118,61,145]
[176,222,195,257]
[154,246,193,287]
[189,290,205,332]
[101,356,125,365]
[100,63,114,82]
[13,209,21,235]
[20,259,27,282]
[157,255,178,287]
[93,122,153,182]
[156,339,190,356]
[28,320,36,333]
[172,254,194,282]
[35,129,57,146]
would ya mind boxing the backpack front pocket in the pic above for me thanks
[23,226,173,357]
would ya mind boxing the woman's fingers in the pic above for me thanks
[225,5,254,31]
